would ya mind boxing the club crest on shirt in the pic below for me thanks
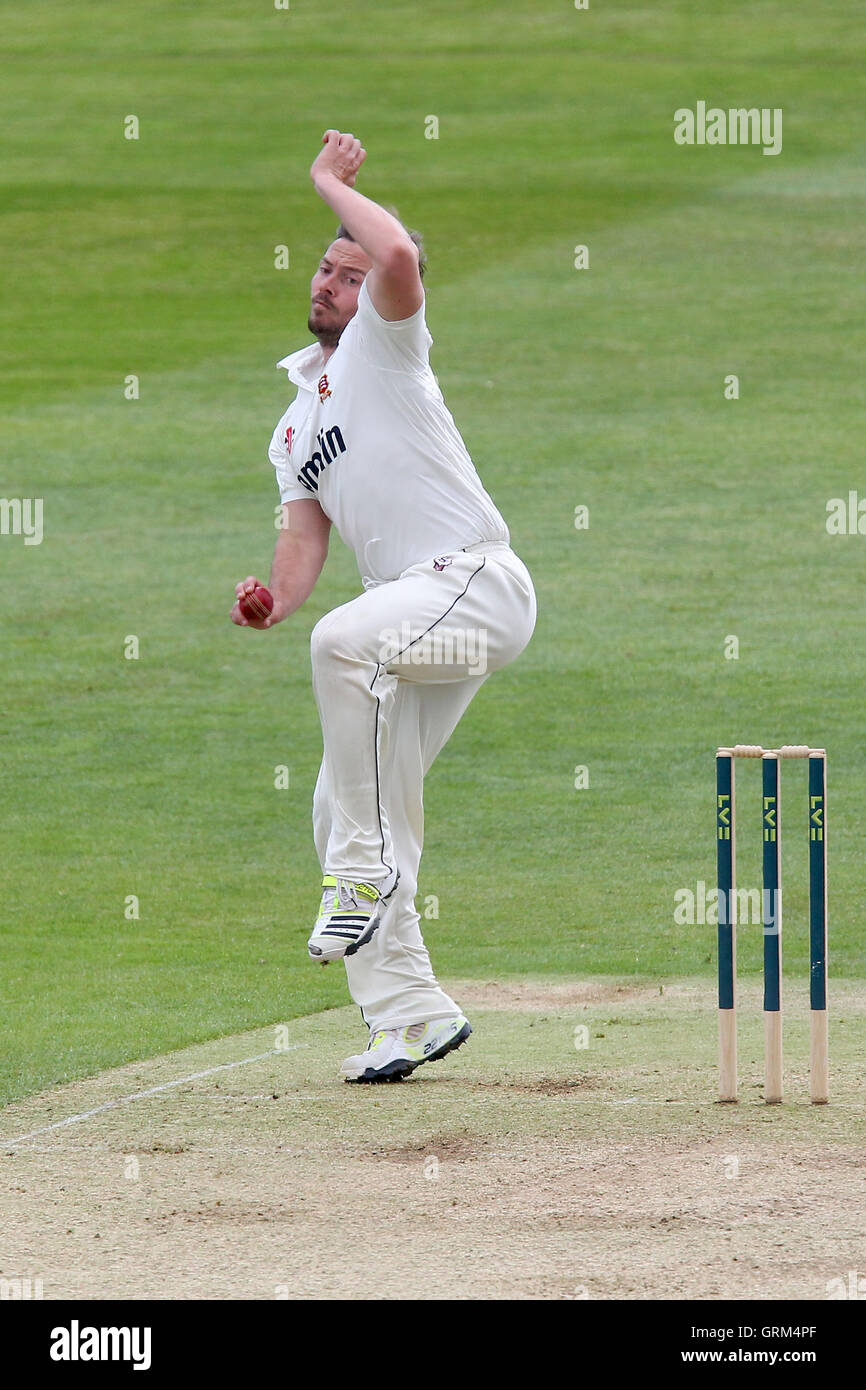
[317,373,332,402]
[433,555,453,571]
[284,425,293,454]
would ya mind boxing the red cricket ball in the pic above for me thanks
[238,584,275,622]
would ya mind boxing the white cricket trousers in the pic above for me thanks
[310,541,536,1032]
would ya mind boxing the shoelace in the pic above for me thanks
[336,879,360,909]
[336,878,381,910]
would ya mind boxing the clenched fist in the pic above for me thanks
[311,129,367,188]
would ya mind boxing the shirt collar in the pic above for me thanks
[276,341,326,388]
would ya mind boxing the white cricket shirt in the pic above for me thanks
[268,279,509,588]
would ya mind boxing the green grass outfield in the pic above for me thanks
[1,1,863,1105]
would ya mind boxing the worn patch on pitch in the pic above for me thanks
[446,978,657,1011]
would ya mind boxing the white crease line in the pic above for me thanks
[1,1045,306,1149]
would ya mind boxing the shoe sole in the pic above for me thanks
[343,1021,472,1084]
[308,873,400,964]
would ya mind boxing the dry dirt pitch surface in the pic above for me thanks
[2,978,863,1301]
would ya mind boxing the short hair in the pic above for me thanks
[334,215,426,281]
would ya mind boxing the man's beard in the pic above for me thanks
[308,306,344,348]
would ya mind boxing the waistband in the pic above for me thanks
[461,539,513,556]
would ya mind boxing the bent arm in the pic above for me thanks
[232,499,331,629]
[311,131,423,322]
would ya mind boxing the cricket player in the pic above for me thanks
[231,130,536,1082]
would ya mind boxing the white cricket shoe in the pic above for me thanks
[307,870,399,963]
[339,1015,473,1083]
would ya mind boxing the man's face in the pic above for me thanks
[308,239,372,347]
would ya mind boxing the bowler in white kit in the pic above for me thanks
[232,130,536,1082]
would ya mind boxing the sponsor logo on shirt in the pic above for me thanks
[284,425,293,454]
[297,424,347,494]
[433,555,453,571]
